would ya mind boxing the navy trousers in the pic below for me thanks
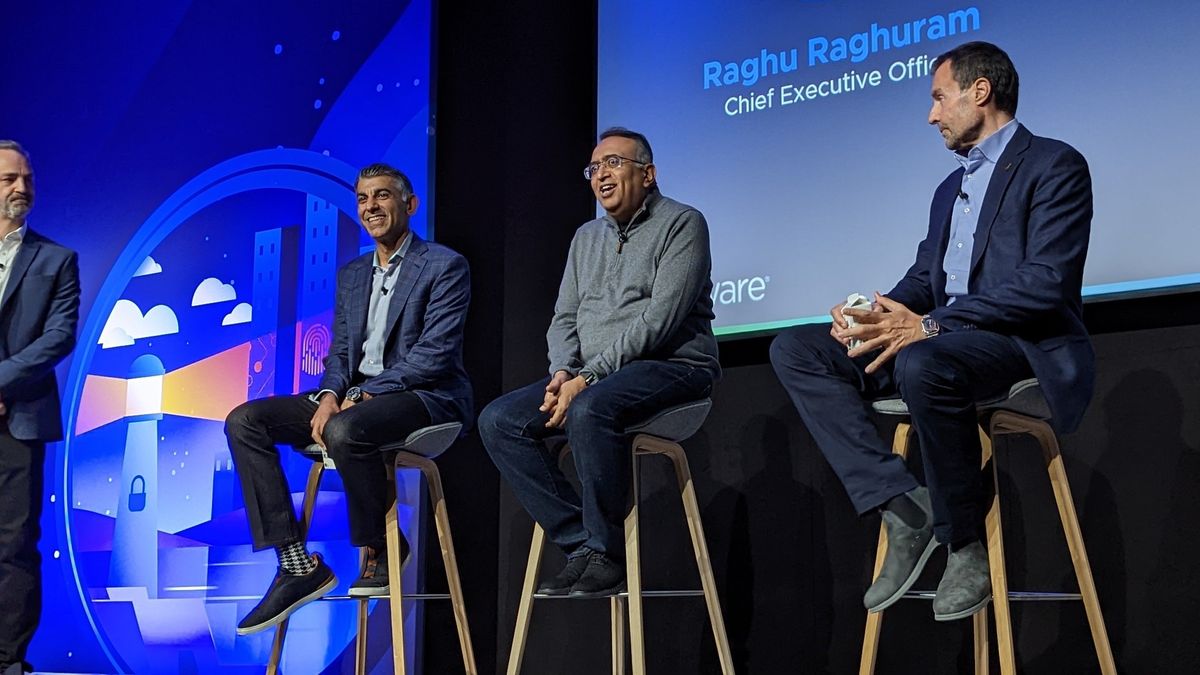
[480,360,713,558]
[769,324,1031,545]
[224,391,431,550]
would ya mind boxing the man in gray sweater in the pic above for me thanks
[480,127,720,596]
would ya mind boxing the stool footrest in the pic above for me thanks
[900,590,1084,602]
[531,589,707,600]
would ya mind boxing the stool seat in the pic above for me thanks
[626,399,712,441]
[871,377,1048,418]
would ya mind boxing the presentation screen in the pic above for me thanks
[598,1,1200,336]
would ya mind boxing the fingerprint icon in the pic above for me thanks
[301,324,331,376]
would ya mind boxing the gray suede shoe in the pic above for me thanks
[864,486,938,613]
[933,540,991,621]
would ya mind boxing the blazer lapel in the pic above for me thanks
[0,235,40,314]
[384,236,427,343]
[969,125,1031,275]
[345,257,373,365]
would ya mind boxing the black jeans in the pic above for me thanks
[770,324,1032,545]
[224,391,431,550]
[0,428,44,668]
[479,360,713,558]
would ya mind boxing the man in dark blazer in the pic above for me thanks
[0,141,80,675]
[770,42,1093,621]
[225,163,472,635]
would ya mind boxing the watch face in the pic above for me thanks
[347,387,362,401]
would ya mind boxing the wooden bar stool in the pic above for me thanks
[859,379,1116,675]
[506,399,736,675]
[269,422,477,675]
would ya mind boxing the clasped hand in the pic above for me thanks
[829,291,927,374]
[542,370,587,428]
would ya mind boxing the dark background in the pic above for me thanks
[430,2,1200,674]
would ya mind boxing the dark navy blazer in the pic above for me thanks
[0,230,80,441]
[319,234,473,429]
[887,125,1094,433]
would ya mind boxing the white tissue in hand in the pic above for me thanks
[842,293,871,351]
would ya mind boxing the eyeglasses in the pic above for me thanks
[583,154,648,180]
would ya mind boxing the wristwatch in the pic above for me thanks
[581,371,598,386]
[920,315,941,338]
[345,386,364,403]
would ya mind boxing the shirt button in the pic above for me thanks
[950,274,957,280]
[964,207,971,214]
[957,242,964,248]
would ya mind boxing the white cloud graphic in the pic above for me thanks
[192,277,236,306]
[98,299,180,349]
[133,256,162,277]
[99,325,134,349]
[222,302,252,326]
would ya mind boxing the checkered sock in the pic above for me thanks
[276,541,317,576]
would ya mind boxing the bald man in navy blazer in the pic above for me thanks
[0,141,80,675]
[770,42,1094,622]
[225,162,472,635]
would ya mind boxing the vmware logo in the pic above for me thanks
[711,275,769,305]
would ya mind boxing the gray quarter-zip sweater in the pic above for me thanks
[547,190,721,381]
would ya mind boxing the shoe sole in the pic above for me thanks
[567,581,627,599]
[866,534,940,614]
[347,550,412,598]
[934,593,992,622]
[236,573,338,635]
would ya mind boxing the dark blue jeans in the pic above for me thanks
[769,324,1032,545]
[480,360,714,558]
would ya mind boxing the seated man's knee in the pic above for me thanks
[769,324,831,374]
[224,400,260,439]
[563,389,604,432]
[895,341,961,402]
[478,393,524,447]
[321,414,366,457]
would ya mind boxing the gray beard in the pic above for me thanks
[1,199,30,220]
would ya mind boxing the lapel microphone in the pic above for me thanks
[957,188,969,201]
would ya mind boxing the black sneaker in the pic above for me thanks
[537,548,593,596]
[236,553,337,635]
[349,535,411,597]
[568,552,626,598]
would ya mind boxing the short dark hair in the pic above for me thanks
[932,41,1019,116]
[356,163,414,199]
[598,127,653,164]
[0,140,31,163]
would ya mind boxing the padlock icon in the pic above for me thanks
[128,475,147,512]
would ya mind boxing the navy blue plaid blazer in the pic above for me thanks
[318,234,473,429]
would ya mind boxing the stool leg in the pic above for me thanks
[267,461,325,674]
[385,491,408,674]
[981,426,1016,675]
[1021,419,1116,675]
[625,452,647,675]
[973,610,989,675]
[860,422,912,675]
[611,596,627,675]
[653,439,736,674]
[416,458,478,674]
[355,598,369,675]
[507,523,546,675]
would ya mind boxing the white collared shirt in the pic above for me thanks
[0,224,28,302]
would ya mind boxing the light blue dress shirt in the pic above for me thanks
[943,119,1019,301]
[359,232,413,377]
